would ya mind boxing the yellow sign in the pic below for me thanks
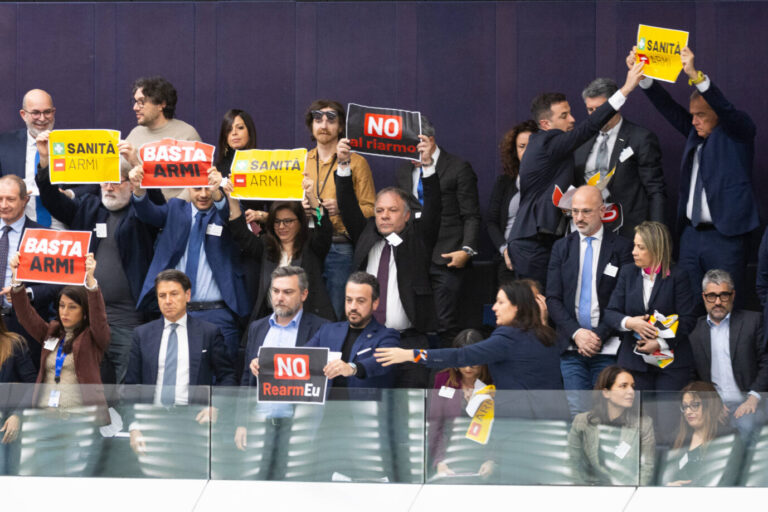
[48,129,121,184]
[229,148,307,201]
[465,384,495,445]
[636,24,689,83]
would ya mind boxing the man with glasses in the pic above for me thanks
[304,100,375,320]
[122,76,201,200]
[546,185,633,415]
[689,269,768,439]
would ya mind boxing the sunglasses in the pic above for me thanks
[702,292,733,303]
[311,110,339,122]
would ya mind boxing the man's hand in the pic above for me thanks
[626,46,638,70]
[129,429,146,456]
[249,358,260,377]
[337,138,352,163]
[118,140,140,167]
[503,248,513,271]
[9,252,20,285]
[323,360,356,379]
[320,198,339,216]
[208,167,223,200]
[374,347,413,366]
[234,426,247,451]
[620,61,646,97]
[0,414,20,444]
[35,131,51,169]
[416,135,437,166]
[680,46,698,81]
[0,287,11,305]
[734,395,759,419]
[244,209,267,224]
[195,406,218,425]
[128,166,146,196]
[574,329,601,357]
[441,250,470,268]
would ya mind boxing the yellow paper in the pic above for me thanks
[465,385,495,445]
[48,129,121,184]
[229,148,307,201]
[636,24,690,83]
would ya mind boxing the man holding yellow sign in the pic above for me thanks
[47,129,121,184]
[628,44,758,307]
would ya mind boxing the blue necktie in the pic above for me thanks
[416,168,424,206]
[578,237,594,329]
[34,151,52,228]
[690,145,704,226]
[185,210,207,294]
[161,323,179,406]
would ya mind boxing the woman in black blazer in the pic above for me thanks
[605,221,696,391]
[0,317,36,453]
[487,120,538,285]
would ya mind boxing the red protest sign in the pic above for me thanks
[16,229,92,285]
[139,138,215,188]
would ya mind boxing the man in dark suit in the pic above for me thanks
[0,175,58,370]
[546,186,634,415]
[337,135,441,387]
[574,77,666,237]
[689,269,768,438]
[507,62,646,287]
[233,265,328,479]
[395,117,480,346]
[125,269,236,458]
[629,46,758,305]
[128,165,250,362]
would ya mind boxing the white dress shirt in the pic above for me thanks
[584,118,623,178]
[366,239,411,331]
[154,314,191,406]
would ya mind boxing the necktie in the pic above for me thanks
[595,132,610,178]
[690,144,704,226]
[578,237,594,329]
[373,242,392,325]
[185,211,207,294]
[416,168,424,206]
[161,323,179,406]
[0,226,11,289]
[34,151,52,228]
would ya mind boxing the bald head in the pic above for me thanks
[571,185,605,236]
[20,89,55,137]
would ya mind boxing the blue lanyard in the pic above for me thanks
[54,337,66,384]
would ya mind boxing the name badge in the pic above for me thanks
[438,386,456,399]
[95,223,107,238]
[43,338,59,351]
[385,232,403,246]
[614,441,631,459]
[48,389,61,408]
[619,146,634,163]
[604,263,618,278]
[206,224,223,237]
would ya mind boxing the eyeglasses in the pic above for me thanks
[571,208,595,217]
[132,99,149,108]
[311,110,339,122]
[274,218,298,227]
[703,291,733,303]
[680,401,702,413]
[23,108,55,118]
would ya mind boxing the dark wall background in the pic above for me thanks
[1,1,767,260]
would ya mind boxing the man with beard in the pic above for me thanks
[34,132,161,384]
[234,266,328,479]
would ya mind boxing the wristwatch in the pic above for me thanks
[348,362,358,376]
[462,246,477,257]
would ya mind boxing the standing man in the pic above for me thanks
[395,117,480,346]
[574,77,666,237]
[129,165,250,362]
[508,63,646,287]
[304,100,375,320]
[628,46,758,303]
[546,186,633,415]
[123,76,202,200]
[337,136,441,388]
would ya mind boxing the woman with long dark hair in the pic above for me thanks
[375,281,562,390]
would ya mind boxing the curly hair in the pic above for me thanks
[500,120,538,178]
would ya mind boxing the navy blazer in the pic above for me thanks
[305,318,399,389]
[604,264,697,373]
[0,129,26,178]
[423,326,563,390]
[643,80,758,237]
[240,311,329,387]
[546,229,634,352]
[131,195,250,316]
[509,100,618,240]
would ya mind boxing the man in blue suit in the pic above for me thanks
[125,269,235,457]
[234,265,328,479]
[128,165,250,361]
[546,186,633,415]
[629,46,758,304]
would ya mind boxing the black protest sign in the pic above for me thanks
[257,346,329,404]
[346,103,422,161]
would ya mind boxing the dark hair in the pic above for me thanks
[673,381,726,450]
[420,115,436,137]
[132,76,178,119]
[215,109,257,168]
[0,315,24,369]
[271,265,309,293]
[264,202,308,262]
[497,281,556,346]
[582,77,619,100]
[500,120,538,178]
[154,269,191,292]
[347,271,380,301]
[304,99,345,141]
[442,328,493,388]
[587,365,637,425]
[55,286,90,353]
[531,92,567,123]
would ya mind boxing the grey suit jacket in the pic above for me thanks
[689,309,768,394]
